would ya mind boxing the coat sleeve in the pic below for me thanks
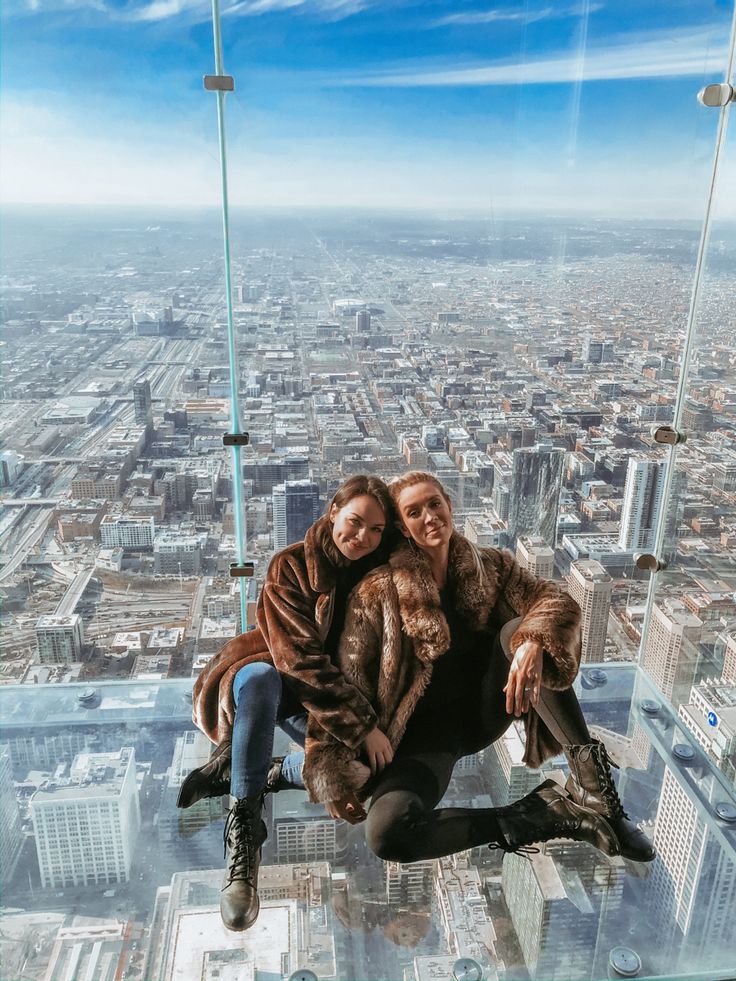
[258,558,377,751]
[494,550,582,690]
[301,578,385,804]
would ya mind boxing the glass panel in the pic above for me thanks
[2,1,735,979]
[1,674,735,980]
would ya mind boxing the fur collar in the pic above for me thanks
[387,532,498,664]
[303,518,339,594]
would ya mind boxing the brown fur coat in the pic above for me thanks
[191,518,377,751]
[303,532,582,803]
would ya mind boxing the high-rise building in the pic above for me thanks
[0,747,23,887]
[355,309,371,331]
[272,480,320,550]
[722,632,736,685]
[153,533,203,575]
[516,536,555,578]
[508,446,564,548]
[642,599,703,706]
[483,723,552,806]
[133,379,153,426]
[100,514,155,549]
[30,747,140,888]
[272,794,347,864]
[385,859,433,905]
[619,458,666,552]
[648,764,736,973]
[502,843,625,980]
[35,614,84,664]
[567,560,613,663]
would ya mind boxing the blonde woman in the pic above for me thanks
[303,471,654,864]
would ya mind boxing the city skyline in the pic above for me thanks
[1,1,735,215]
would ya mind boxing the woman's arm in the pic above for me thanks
[258,556,377,751]
[494,550,582,690]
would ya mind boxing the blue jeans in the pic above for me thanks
[231,662,307,799]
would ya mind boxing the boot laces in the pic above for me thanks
[223,802,259,884]
[488,841,540,857]
[593,746,628,821]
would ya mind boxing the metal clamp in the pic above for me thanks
[652,425,686,446]
[204,74,235,92]
[634,553,666,573]
[230,562,255,578]
[223,433,249,447]
[698,83,735,108]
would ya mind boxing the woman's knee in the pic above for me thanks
[365,792,423,863]
[232,661,281,707]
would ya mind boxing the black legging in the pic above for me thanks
[365,637,590,863]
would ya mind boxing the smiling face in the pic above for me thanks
[330,494,387,561]
[396,480,453,552]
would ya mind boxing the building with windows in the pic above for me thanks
[272,479,320,549]
[566,560,613,663]
[0,748,23,886]
[100,514,155,549]
[272,793,348,865]
[516,536,555,579]
[30,747,140,888]
[36,614,84,665]
[133,379,153,426]
[153,533,203,575]
[619,458,666,552]
[642,599,703,706]
[508,446,564,548]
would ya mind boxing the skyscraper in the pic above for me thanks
[648,764,736,973]
[30,747,140,888]
[642,599,703,706]
[35,614,84,664]
[133,379,153,426]
[618,456,685,557]
[272,480,320,550]
[567,560,613,663]
[0,747,23,887]
[508,445,564,548]
[516,535,555,578]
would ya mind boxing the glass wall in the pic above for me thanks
[1,1,735,979]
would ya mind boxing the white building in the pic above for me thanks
[36,614,84,665]
[618,457,665,552]
[642,599,703,706]
[272,794,347,864]
[566,560,613,663]
[30,747,140,888]
[516,536,555,579]
[100,514,155,549]
[153,532,203,575]
[386,859,434,905]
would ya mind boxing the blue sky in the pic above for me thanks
[1,0,734,216]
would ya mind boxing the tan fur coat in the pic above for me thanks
[303,532,582,803]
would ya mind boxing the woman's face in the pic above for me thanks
[330,494,386,561]
[396,481,453,551]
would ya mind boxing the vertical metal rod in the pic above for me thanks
[639,3,736,666]
[210,0,248,633]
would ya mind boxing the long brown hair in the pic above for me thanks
[315,475,395,567]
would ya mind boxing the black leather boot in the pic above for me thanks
[220,796,268,932]
[177,747,286,809]
[490,779,620,856]
[176,740,231,809]
[564,739,656,863]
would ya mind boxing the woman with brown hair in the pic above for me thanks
[179,475,396,932]
[303,471,655,864]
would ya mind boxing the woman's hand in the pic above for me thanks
[326,794,367,824]
[504,640,544,717]
[362,726,394,775]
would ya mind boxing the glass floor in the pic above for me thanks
[1,666,735,981]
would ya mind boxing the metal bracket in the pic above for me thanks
[652,425,686,446]
[204,74,235,92]
[698,83,735,108]
[230,562,255,578]
[223,433,249,447]
[634,553,666,573]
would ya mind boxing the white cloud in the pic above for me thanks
[337,25,729,86]
[4,0,367,19]
[431,3,603,28]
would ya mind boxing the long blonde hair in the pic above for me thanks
[388,471,486,584]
